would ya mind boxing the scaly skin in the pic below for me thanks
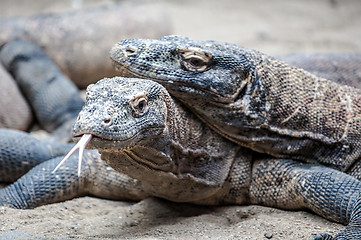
[110,36,361,175]
[0,39,84,139]
[0,63,32,130]
[0,129,73,183]
[72,77,361,239]
[0,129,149,208]
[72,77,243,203]
[277,53,361,89]
[0,38,360,239]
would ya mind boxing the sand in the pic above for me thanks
[1,0,361,239]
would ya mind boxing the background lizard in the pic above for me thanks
[110,35,361,176]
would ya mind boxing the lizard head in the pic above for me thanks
[110,35,263,103]
[72,77,174,171]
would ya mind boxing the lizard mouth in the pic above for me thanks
[72,126,164,150]
[72,133,105,148]
[110,53,191,85]
[72,132,174,173]
[111,58,151,80]
[72,132,138,150]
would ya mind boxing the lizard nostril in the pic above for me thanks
[102,117,111,125]
[124,47,137,57]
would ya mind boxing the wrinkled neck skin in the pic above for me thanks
[98,95,238,203]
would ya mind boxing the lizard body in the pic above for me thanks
[73,77,361,239]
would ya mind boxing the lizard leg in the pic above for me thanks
[250,158,361,239]
[0,150,149,209]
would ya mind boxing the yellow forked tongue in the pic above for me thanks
[52,134,93,177]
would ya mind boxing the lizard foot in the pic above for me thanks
[312,233,334,240]
[313,219,361,239]
[314,226,361,240]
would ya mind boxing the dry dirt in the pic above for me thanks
[1,0,361,239]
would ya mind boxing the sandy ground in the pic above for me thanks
[1,0,361,239]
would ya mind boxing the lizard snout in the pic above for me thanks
[110,43,138,62]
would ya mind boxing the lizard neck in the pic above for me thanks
[163,92,205,149]
[241,57,361,170]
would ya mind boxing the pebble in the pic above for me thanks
[264,231,273,239]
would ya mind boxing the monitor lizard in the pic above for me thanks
[110,35,361,177]
[57,77,361,239]
[0,76,360,239]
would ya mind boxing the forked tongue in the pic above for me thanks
[52,134,93,177]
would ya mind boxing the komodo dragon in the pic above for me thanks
[1,77,360,240]
[1,38,361,239]
[110,36,361,175]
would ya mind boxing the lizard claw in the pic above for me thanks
[52,134,92,177]
[312,233,334,240]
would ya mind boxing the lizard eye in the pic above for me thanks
[130,92,148,116]
[187,56,207,68]
[137,100,146,111]
[179,47,212,72]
